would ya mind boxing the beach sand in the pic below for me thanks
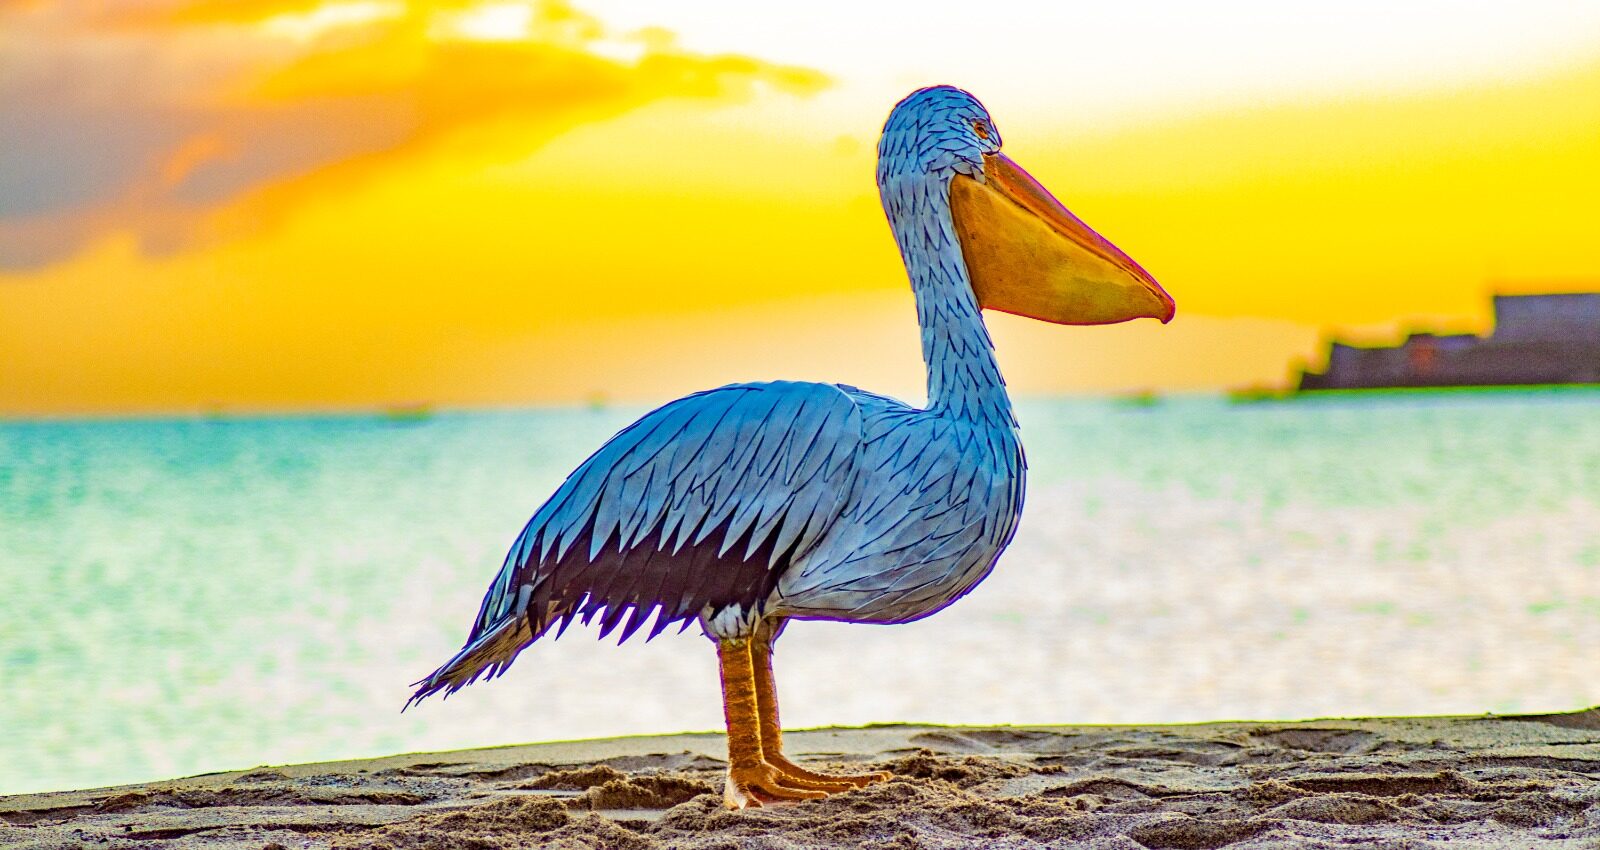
[5,709,1599,849]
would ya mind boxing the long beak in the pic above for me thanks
[950,152,1175,325]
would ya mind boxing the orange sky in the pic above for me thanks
[2,1,1598,415]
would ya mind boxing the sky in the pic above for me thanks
[2,0,1599,415]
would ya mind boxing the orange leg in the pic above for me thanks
[717,637,826,809]
[751,619,893,791]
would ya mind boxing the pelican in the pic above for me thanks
[409,86,1174,808]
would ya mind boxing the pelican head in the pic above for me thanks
[878,86,1175,325]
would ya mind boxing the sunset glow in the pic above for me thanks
[2,1,1598,415]
[435,2,534,41]
[260,2,403,42]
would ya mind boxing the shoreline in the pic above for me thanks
[5,709,1599,848]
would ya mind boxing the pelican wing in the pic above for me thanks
[409,381,864,703]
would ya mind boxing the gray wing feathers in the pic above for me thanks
[409,382,864,704]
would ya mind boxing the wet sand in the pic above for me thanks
[5,709,1599,849]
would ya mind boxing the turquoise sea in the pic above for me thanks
[3,390,1599,796]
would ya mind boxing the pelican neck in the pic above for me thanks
[882,173,1017,428]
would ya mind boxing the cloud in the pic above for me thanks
[0,0,827,268]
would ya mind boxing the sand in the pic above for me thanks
[5,709,1600,849]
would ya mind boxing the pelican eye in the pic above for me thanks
[972,120,990,140]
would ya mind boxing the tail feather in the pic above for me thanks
[405,616,538,710]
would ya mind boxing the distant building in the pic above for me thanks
[1298,293,1600,390]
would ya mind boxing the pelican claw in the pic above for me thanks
[724,762,828,809]
[768,755,893,791]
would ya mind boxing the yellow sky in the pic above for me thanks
[2,1,1598,415]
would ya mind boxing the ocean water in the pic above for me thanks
[2,390,1599,796]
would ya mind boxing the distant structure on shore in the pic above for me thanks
[1298,292,1600,391]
